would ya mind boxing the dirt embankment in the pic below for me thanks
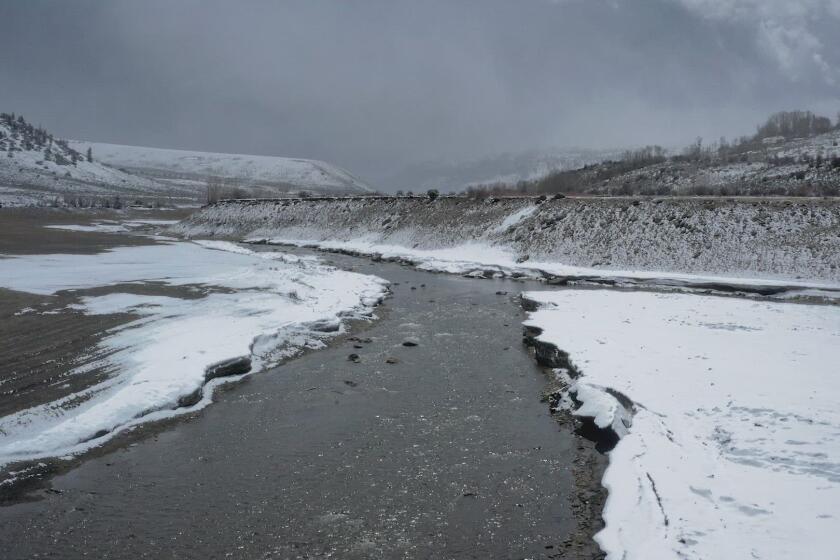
[175,197,840,283]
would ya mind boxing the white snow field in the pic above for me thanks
[522,289,840,560]
[0,241,387,466]
[69,141,374,195]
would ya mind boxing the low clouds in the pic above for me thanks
[675,0,840,84]
[0,1,837,186]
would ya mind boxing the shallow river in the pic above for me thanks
[0,248,605,559]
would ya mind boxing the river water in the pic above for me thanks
[0,248,605,559]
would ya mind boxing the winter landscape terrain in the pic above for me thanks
[0,113,373,208]
[165,193,840,559]
[68,140,374,199]
[3,122,840,559]
[3,2,840,557]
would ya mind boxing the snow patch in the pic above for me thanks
[0,241,388,466]
[493,204,537,233]
[523,289,840,559]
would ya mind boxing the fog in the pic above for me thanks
[1,0,838,187]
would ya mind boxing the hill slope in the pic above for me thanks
[69,141,375,197]
[0,113,186,206]
[175,197,840,284]
[504,129,840,197]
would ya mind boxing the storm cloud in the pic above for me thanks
[1,0,838,186]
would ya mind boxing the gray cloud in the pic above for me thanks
[1,0,838,187]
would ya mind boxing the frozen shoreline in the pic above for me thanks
[174,197,840,283]
[0,240,388,468]
[522,290,840,559]
[244,237,840,302]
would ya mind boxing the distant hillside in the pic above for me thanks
[69,141,375,198]
[470,111,840,198]
[0,112,376,208]
[382,147,622,193]
[0,113,187,207]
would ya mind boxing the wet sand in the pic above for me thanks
[0,207,190,255]
[0,215,607,559]
[0,208,198,418]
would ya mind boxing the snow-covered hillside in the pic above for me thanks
[70,141,375,197]
[0,113,375,207]
[0,113,189,206]
[512,129,840,197]
[174,197,840,285]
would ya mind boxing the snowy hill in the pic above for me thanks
[176,196,840,284]
[505,128,840,197]
[69,141,375,197]
[0,113,188,207]
[0,113,375,207]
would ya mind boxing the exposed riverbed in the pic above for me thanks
[0,217,606,559]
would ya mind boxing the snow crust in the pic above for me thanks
[523,289,840,559]
[0,241,387,465]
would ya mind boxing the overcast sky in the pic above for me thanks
[1,0,838,184]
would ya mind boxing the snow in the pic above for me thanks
[69,140,373,194]
[0,118,185,202]
[176,197,840,284]
[249,237,840,300]
[43,223,129,233]
[493,204,537,232]
[0,241,387,466]
[522,289,840,559]
[43,219,181,234]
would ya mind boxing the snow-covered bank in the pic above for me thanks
[174,197,840,285]
[0,241,387,467]
[523,290,840,559]
[245,237,840,301]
